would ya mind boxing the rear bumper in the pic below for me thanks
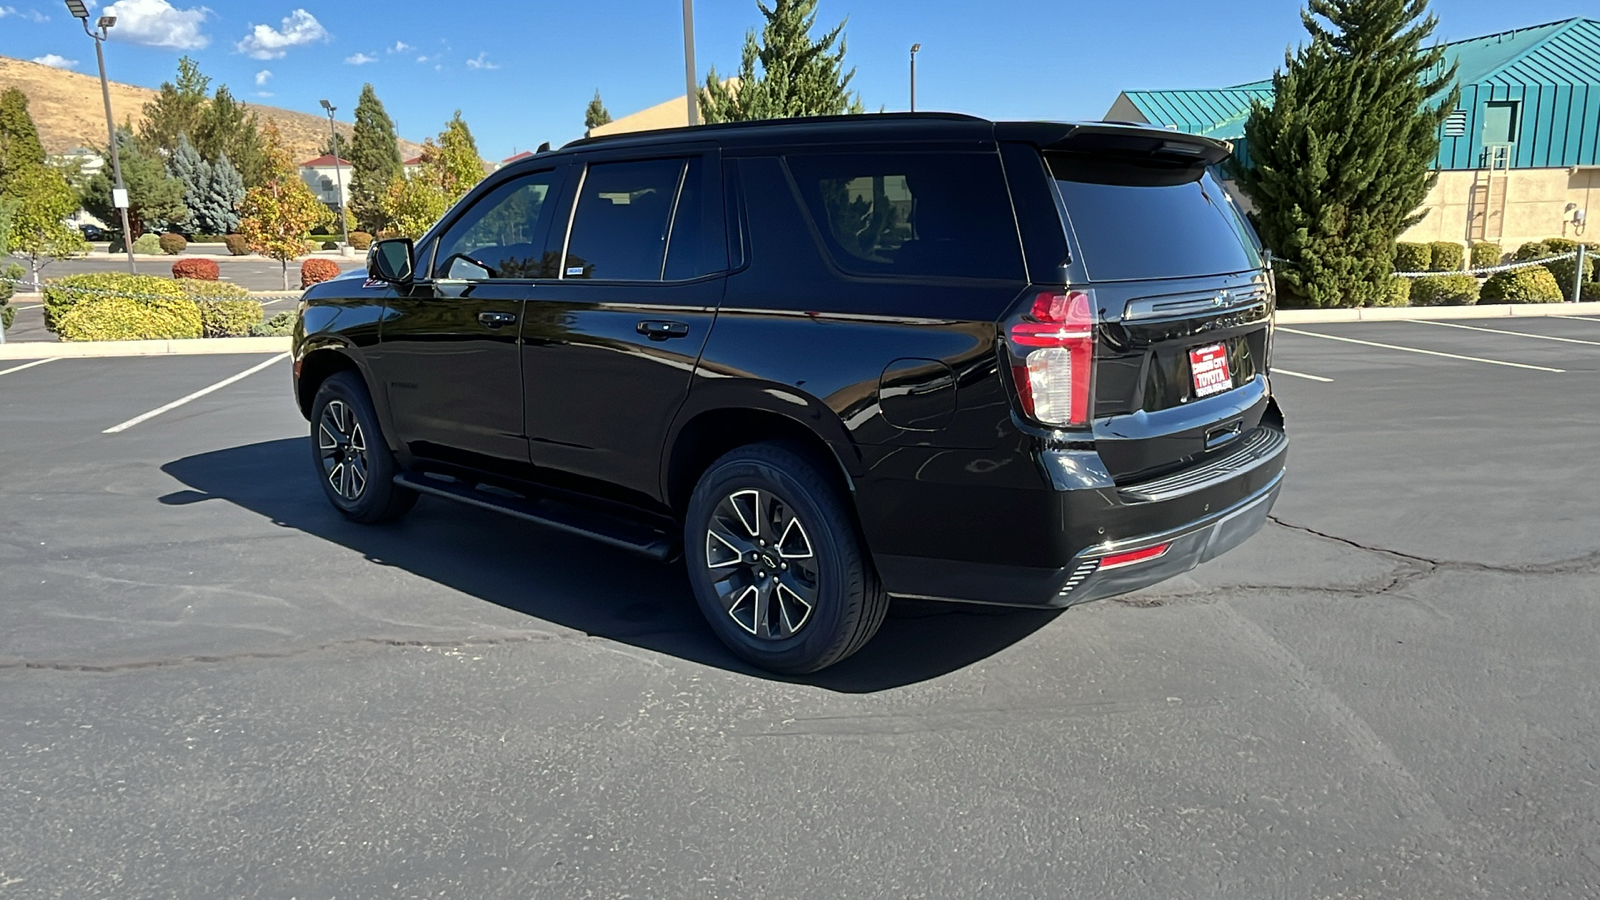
[875,424,1286,608]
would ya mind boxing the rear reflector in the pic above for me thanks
[1098,543,1171,570]
[1008,290,1094,428]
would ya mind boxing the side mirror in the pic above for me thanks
[368,238,415,284]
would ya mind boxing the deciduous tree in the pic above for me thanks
[700,0,863,123]
[6,165,88,288]
[238,123,332,289]
[377,112,485,239]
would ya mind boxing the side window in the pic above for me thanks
[663,157,724,281]
[434,169,560,280]
[563,158,685,281]
[785,152,1025,280]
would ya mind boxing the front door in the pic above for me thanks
[371,166,567,475]
[520,152,727,505]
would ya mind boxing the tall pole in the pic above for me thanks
[909,44,921,113]
[87,19,135,273]
[321,102,350,248]
[682,0,700,126]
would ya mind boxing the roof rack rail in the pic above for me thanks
[563,111,990,150]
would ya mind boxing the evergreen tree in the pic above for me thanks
[139,56,211,152]
[320,130,351,159]
[81,128,188,239]
[377,112,485,238]
[195,86,267,188]
[700,0,863,123]
[167,134,211,235]
[205,153,245,235]
[0,87,47,193]
[349,84,402,233]
[1232,0,1457,308]
[435,111,486,198]
[585,90,612,131]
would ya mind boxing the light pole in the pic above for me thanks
[319,99,350,249]
[65,0,135,273]
[910,43,922,112]
[682,0,700,126]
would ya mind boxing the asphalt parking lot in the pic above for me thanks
[2,316,1598,898]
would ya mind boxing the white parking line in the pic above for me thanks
[103,352,290,434]
[1404,318,1600,346]
[1272,368,1333,383]
[1277,327,1565,373]
[0,358,56,377]
[14,304,42,311]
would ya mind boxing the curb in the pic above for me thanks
[0,336,291,360]
[1276,301,1600,324]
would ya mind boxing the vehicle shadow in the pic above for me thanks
[160,439,1064,693]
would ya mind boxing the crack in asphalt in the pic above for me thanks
[1268,516,1600,576]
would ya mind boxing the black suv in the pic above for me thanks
[291,113,1287,674]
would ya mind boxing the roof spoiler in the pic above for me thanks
[995,122,1233,167]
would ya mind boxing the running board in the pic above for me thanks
[393,472,679,562]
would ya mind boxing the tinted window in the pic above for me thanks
[564,158,685,281]
[435,170,560,279]
[785,152,1024,280]
[1048,156,1262,281]
[663,157,722,281]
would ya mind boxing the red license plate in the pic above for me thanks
[1189,343,1233,398]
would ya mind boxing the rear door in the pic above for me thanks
[519,150,727,505]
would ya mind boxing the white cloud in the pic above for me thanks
[254,69,271,86]
[466,51,497,70]
[236,8,328,60]
[1,7,51,22]
[254,91,273,98]
[101,0,209,50]
[0,8,15,16]
[415,54,431,64]
[387,40,410,54]
[32,53,78,68]
[344,52,376,65]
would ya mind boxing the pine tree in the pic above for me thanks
[700,0,863,123]
[167,134,211,235]
[348,84,401,232]
[0,87,47,194]
[139,56,212,152]
[81,128,188,240]
[239,123,333,289]
[1233,0,1457,308]
[585,90,612,131]
[377,112,485,238]
[195,86,267,188]
[205,153,245,235]
[320,131,351,159]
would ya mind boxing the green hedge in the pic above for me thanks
[42,272,188,330]
[1481,267,1563,304]
[131,233,162,255]
[349,231,373,250]
[56,294,202,341]
[1427,242,1464,272]
[158,232,188,255]
[1410,274,1479,306]
[1581,281,1600,302]
[0,261,19,332]
[1385,277,1411,307]
[1394,242,1431,273]
[1469,242,1501,269]
[196,298,264,337]
[250,310,298,337]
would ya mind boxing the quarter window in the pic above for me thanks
[434,170,560,280]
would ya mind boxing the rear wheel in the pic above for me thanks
[309,371,417,523]
[684,442,887,674]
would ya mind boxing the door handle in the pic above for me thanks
[478,311,518,329]
[637,320,691,340]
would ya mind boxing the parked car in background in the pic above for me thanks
[290,113,1288,673]
[78,224,106,241]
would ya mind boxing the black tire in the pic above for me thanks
[684,442,888,674]
[308,371,417,524]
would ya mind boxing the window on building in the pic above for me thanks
[1482,101,1520,145]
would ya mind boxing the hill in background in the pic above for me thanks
[0,55,424,163]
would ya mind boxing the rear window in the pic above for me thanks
[1048,154,1262,281]
[786,152,1024,281]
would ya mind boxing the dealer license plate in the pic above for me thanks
[1189,343,1233,398]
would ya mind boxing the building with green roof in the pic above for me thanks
[1106,18,1600,250]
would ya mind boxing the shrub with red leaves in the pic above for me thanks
[171,258,220,281]
[300,258,342,288]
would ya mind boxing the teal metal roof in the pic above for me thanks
[1118,82,1271,141]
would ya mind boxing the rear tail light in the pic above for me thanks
[1099,543,1171,570]
[1008,290,1095,428]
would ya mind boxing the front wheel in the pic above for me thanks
[684,442,888,674]
[308,371,417,524]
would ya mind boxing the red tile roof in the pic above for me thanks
[501,151,534,164]
[299,154,353,168]
[403,156,423,166]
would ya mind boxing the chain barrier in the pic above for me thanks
[1392,251,1579,279]
[0,275,302,303]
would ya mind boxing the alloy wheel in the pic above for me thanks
[317,399,369,502]
[705,488,819,640]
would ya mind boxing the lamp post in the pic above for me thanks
[65,0,135,273]
[910,43,922,112]
[682,0,700,126]
[318,99,351,249]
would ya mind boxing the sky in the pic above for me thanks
[1,0,1595,162]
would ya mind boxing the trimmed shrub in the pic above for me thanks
[321,240,339,251]
[1540,241,1597,301]
[223,234,251,256]
[349,231,373,250]
[56,294,202,341]
[1581,281,1600,302]
[189,234,226,244]
[375,230,401,240]
[1469,242,1501,270]
[176,278,252,301]
[300,258,342,288]
[1481,267,1563,304]
[41,272,188,330]
[172,258,220,280]
[1512,240,1551,262]
[1410,274,1479,307]
[158,232,188,255]
[195,298,264,337]
[1394,242,1431,273]
[250,310,299,337]
[0,261,19,331]
[1384,276,1411,307]
[131,233,163,255]
[1427,241,1464,272]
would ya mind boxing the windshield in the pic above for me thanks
[1047,154,1264,282]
